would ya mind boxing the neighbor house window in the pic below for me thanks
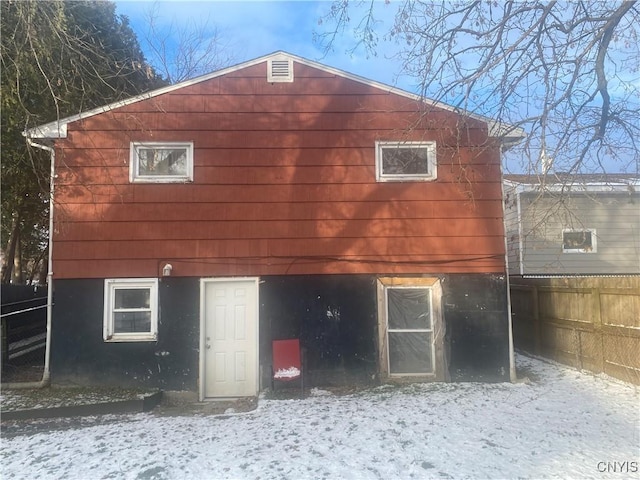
[375,141,437,182]
[130,142,193,183]
[562,229,597,253]
[104,279,158,342]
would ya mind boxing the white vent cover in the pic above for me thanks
[267,55,294,83]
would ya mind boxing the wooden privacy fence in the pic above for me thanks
[510,277,640,385]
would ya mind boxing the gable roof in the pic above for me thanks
[25,51,524,144]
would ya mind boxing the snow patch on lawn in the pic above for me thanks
[2,354,639,479]
[1,387,156,411]
[309,387,332,397]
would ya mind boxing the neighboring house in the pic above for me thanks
[504,174,640,276]
[26,52,523,399]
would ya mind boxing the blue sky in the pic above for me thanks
[115,0,415,90]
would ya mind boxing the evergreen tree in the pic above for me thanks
[1,0,166,283]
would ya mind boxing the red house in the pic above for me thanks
[27,52,523,399]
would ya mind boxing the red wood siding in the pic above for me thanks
[52,59,506,278]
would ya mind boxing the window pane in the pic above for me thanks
[114,288,150,309]
[114,311,152,333]
[382,147,430,175]
[389,332,433,374]
[563,231,592,250]
[138,148,187,176]
[387,288,431,329]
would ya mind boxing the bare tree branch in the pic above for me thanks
[317,0,640,176]
[141,1,236,83]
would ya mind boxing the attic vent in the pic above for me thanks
[268,56,294,83]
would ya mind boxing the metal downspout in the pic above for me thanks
[500,155,517,383]
[43,140,54,385]
[5,139,55,389]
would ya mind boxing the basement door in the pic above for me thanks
[200,278,259,399]
[377,278,446,381]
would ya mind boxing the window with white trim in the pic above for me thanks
[130,142,193,183]
[375,141,437,182]
[104,279,158,342]
[562,229,597,253]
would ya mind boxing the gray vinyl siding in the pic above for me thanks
[503,183,522,275]
[518,191,640,275]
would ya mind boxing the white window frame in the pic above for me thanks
[375,141,437,182]
[562,228,597,253]
[130,141,194,183]
[104,278,158,342]
[384,285,436,377]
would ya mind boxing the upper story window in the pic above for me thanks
[562,229,597,253]
[130,142,194,183]
[375,141,437,182]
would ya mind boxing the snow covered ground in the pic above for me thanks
[2,354,639,480]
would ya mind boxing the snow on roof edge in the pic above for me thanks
[24,50,525,143]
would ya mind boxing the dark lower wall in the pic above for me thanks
[443,274,510,382]
[50,273,510,390]
[259,275,379,387]
[51,278,199,390]
[259,274,510,385]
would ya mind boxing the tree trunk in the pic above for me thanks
[12,228,23,284]
[1,212,20,284]
[28,246,48,285]
[38,248,48,285]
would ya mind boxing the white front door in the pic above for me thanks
[200,278,259,399]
